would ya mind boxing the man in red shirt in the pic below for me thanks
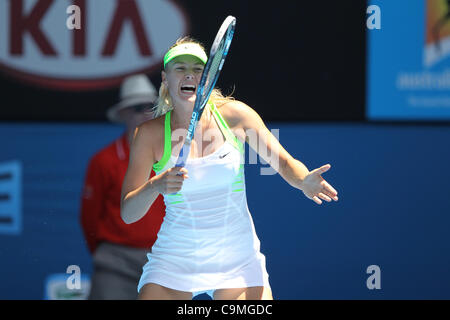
[80,74,165,299]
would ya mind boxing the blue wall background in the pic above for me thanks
[0,122,449,299]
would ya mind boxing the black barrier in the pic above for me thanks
[0,0,366,122]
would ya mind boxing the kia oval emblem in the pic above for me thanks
[0,0,190,91]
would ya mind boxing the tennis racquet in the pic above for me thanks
[175,15,236,169]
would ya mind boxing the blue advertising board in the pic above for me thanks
[367,0,450,120]
[1,122,450,299]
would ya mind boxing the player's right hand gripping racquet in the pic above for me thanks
[175,16,236,169]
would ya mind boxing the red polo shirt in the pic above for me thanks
[80,134,165,253]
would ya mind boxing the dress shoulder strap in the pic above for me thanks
[208,102,244,154]
[153,111,172,172]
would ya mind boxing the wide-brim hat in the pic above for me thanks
[107,74,158,123]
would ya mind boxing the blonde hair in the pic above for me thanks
[153,36,235,118]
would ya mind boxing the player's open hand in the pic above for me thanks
[301,164,338,205]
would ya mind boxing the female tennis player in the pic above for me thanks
[120,37,339,300]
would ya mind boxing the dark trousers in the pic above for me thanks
[88,242,149,300]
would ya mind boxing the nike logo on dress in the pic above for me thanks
[219,152,231,159]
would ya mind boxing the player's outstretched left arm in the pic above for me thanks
[222,100,339,205]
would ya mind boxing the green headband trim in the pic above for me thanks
[163,43,208,68]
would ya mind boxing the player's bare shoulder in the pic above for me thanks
[134,114,166,162]
[139,114,164,134]
[134,115,159,142]
[216,100,251,142]
[218,100,256,129]
[217,100,246,128]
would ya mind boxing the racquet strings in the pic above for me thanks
[199,39,228,106]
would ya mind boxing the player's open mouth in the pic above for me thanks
[180,85,196,94]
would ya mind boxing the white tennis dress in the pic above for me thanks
[137,103,270,294]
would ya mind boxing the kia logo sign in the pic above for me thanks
[0,0,189,90]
